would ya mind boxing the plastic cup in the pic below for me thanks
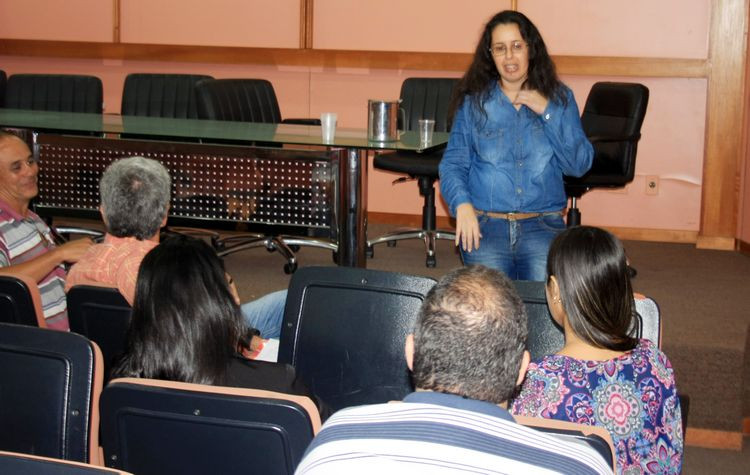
[418,119,435,144]
[320,112,337,142]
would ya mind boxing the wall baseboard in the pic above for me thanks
[696,235,738,250]
[739,239,750,256]
[367,212,704,245]
[685,427,744,450]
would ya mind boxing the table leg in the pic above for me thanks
[337,148,368,267]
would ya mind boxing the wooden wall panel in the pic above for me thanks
[521,0,710,59]
[312,0,510,52]
[120,0,300,48]
[0,0,113,42]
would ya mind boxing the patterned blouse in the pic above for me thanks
[511,339,683,474]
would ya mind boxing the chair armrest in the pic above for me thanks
[587,133,641,144]
[281,118,322,126]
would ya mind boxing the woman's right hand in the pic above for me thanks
[455,203,481,252]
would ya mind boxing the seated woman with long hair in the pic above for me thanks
[511,226,682,473]
[111,234,313,401]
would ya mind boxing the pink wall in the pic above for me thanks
[120,0,300,48]
[0,0,113,42]
[0,0,717,239]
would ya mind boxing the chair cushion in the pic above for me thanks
[373,151,442,178]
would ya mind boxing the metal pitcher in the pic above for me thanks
[367,99,404,142]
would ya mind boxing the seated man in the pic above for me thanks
[0,131,93,330]
[65,156,285,339]
[296,265,613,474]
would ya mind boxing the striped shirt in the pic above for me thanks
[295,392,612,475]
[0,200,68,330]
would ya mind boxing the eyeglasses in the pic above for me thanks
[489,41,526,57]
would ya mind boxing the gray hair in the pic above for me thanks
[100,156,171,240]
[412,265,528,404]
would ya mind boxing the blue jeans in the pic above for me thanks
[240,289,287,339]
[460,213,565,281]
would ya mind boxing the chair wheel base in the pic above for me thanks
[426,255,436,268]
[386,241,397,248]
[284,262,298,274]
[366,246,374,258]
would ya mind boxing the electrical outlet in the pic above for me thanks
[645,175,659,195]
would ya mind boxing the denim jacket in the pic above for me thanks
[439,83,593,215]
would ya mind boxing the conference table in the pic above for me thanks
[0,109,449,268]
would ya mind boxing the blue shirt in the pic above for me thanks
[439,83,593,215]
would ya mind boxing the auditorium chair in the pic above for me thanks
[0,451,132,475]
[67,285,132,383]
[279,266,437,412]
[0,275,46,327]
[121,73,212,119]
[512,280,688,436]
[100,378,320,475]
[565,82,649,227]
[367,77,458,268]
[5,74,103,113]
[0,323,104,464]
[514,416,616,472]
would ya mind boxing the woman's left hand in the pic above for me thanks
[514,90,549,116]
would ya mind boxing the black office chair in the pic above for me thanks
[195,78,320,125]
[0,275,46,327]
[0,70,6,108]
[67,285,132,383]
[194,78,324,273]
[279,266,436,412]
[121,73,213,119]
[0,323,104,464]
[367,77,458,268]
[101,378,320,475]
[5,74,103,113]
[565,82,649,227]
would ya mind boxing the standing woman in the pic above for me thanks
[439,10,593,280]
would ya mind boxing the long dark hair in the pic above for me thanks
[112,234,248,385]
[449,10,565,122]
[547,226,638,351]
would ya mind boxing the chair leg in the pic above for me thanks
[368,176,455,267]
[566,197,581,227]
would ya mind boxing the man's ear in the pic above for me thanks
[404,334,415,371]
[515,350,530,387]
[99,205,109,227]
[160,204,170,227]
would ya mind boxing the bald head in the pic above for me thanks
[412,265,528,404]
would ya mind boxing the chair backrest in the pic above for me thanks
[195,78,283,123]
[100,378,320,475]
[67,285,132,383]
[514,415,616,472]
[513,280,661,360]
[575,82,649,184]
[399,77,458,132]
[0,274,46,327]
[0,323,103,464]
[401,78,458,132]
[0,70,6,108]
[121,73,213,119]
[5,74,103,113]
[0,451,132,475]
[279,266,436,412]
